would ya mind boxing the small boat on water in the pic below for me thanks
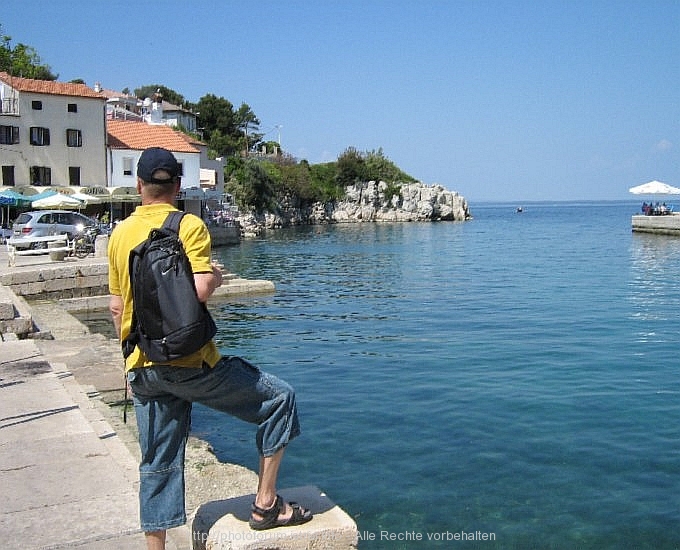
[516,206,523,213]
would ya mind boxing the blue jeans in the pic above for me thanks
[127,356,301,532]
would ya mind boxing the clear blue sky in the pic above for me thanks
[2,0,678,203]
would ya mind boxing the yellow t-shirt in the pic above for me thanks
[108,203,221,371]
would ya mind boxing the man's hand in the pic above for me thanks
[211,262,224,288]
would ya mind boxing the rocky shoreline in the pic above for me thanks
[236,181,471,236]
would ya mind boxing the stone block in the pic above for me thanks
[94,234,109,257]
[0,291,35,335]
[26,281,46,295]
[191,486,358,550]
[0,316,33,335]
[44,277,75,292]
[212,280,275,299]
[0,285,16,320]
[0,291,33,335]
[47,264,77,280]
[88,263,109,276]
[74,274,107,289]
[5,271,36,286]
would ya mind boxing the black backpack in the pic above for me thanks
[122,211,217,362]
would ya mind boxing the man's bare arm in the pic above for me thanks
[109,294,124,340]
[194,263,223,303]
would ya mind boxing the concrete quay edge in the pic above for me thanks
[631,213,680,235]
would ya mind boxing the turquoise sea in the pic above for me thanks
[194,201,680,549]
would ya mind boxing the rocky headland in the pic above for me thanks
[237,181,471,236]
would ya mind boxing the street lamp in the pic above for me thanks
[274,124,283,148]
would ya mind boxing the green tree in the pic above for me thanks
[227,160,277,213]
[364,148,416,183]
[134,84,187,107]
[196,94,235,132]
[195,94,240,157]
[0,25,57,80]
[277,162,315,204]
[235,103,261,155]
[309,162,344,202]
[336,147,366,187]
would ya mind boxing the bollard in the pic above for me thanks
[94,234,109,258]
[48,240,67,261]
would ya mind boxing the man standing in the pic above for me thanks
[108,147,312,550]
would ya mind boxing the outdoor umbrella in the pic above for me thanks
[32,193,83,209]
[71,192,103,205]
[628,180,680,195]
[28,189,58,202]
[0,190,33,228]
[0,189,33,206]
[109,186,141,202]
[0,195,13,228]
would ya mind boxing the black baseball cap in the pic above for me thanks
[137,147,180,183]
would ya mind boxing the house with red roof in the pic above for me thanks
[106,119,227,219]
[0,71,107,188]
[107,119,202,188]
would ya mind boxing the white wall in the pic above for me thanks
[0,90,107,187]
[109,149,201,188]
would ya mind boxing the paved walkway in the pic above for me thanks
[0,339,163,549]
[0,249,187,549]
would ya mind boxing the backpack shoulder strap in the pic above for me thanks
[162,211,185,234]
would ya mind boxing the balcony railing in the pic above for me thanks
[0,98,19,115]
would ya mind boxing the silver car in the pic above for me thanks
[12,210,98,249]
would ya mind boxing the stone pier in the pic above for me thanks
[632,213,680,235]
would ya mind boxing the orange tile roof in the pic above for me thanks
[176,131,206,147]
[0,71,105,99]
[107,120,201,153]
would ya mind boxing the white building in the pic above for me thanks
[0,71,107,188]
[158,100,197,132]
[107,119,202,188]
[107,119,229,220]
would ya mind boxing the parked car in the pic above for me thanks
[11,210,99,249]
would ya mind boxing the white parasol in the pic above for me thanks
[71,192,104,205]
[31,192,84,209]
[628,180,680,195]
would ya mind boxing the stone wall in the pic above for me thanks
[0,261,109,300]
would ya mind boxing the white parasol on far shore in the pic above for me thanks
[629,180,680,195]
